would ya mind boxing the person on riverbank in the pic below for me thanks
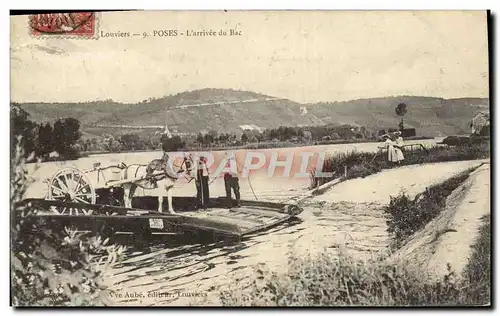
[196,155,210,209]
[379,134,400,165]
[393,131,405,164]
[223,151,241,208]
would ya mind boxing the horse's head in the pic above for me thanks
[183,154,197,179]
[161,151,170,163]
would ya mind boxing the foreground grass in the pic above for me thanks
[460,214,491,305]
[220,215,490,307]
[221,166,490,306]
[220,250,477,306]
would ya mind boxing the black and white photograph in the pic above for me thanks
[9,10,491,306]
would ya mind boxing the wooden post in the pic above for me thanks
[344,165,347,178]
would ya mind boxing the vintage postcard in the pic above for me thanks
[10,10,490,307]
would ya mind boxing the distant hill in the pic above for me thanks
[17,88,489,137]
[306,96,489,136]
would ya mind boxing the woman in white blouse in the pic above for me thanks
[379,134,401,165]
[393,131,405,164]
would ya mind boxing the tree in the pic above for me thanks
[255,132,264,142]
[161,134,184,152]
[120,133,141,151]
[241,133,249,144]
[52,118,82,156]
[10,104,38,159]
[297,128,305,138]
[208,130,218,142]
[63,118,82,148]
[218,133,229,144]
[395,103,408,132]
[37,123,53,157]
[302,130,312,143]
[269,128,279,140]
[101,134,122,152]
[196,133,204,146]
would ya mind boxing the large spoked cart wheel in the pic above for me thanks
[46,168,96,215]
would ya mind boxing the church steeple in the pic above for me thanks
[163,123,172,138]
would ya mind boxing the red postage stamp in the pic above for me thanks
[29,12,97,38]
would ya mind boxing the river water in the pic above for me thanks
[23,138,443,306]
[103,200,389,306]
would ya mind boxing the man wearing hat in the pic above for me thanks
[196,155,210,209]
[223,151,241,208]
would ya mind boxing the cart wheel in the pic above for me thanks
[47,167,96,215]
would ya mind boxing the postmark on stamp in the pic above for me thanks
[29,12,98,39]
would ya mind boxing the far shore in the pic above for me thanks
[79,136,435,157]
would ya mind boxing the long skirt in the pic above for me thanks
[388,146,404,162]
[395,148,405,161]
[387,146,400,163]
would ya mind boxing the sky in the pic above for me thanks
[10,10,489,104]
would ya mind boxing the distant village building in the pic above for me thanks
[378,127,416,138]
[470,111,490,136]
[239,124,264,132]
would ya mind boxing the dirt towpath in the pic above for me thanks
[388,163,490,281]
[312,159,489,205]
[306,159,488,260]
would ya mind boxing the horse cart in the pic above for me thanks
[15,161,304,241]
[44,162,129,208]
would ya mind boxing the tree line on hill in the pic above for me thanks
[80,124,376,153]
[11,103,379,161]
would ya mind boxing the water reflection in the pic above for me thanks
[105,204,388,306]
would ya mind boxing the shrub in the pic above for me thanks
[315,151,381,184]
[346,163,382,179]
[11,138,125,306]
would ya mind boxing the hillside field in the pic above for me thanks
[16,88,489,137]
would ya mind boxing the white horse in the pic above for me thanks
[121,152,195,214]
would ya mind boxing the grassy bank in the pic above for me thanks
[460,214,491,305]
[220,230,490,307]
[220,166,490,306]
[220,206,490,307]
[313,143,490,187]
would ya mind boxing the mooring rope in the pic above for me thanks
[247,172,258,201]
[236,160,258,201]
